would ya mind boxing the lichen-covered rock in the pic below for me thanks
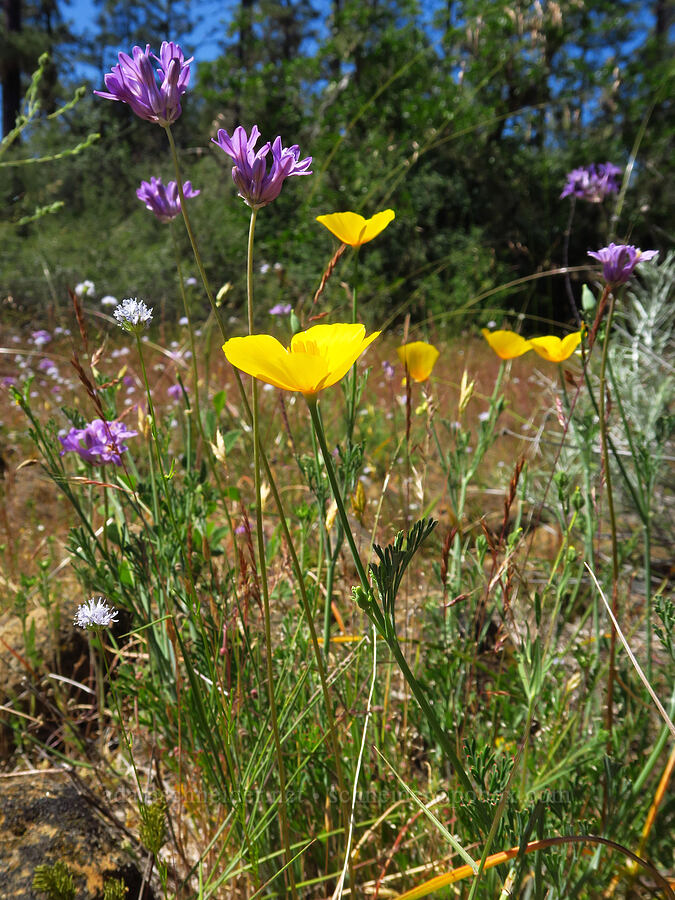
[0,772,151,899]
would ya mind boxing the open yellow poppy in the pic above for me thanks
[223,323,380,396]
[481,329,532,360]
[316,210,395,247]
[528,331,582,362]
[396,341,440,382]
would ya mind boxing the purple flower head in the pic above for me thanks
[113,297,153,333]
[38,357,57,374]
[212,125,312,209]
[74,596,119,629]
[588,243,658,286]
[59,418,138,466]
[382,360,395,380]
[560,162,622,203]
[269,303,292,316]
[94,41,192,127]
[137,176,200,222]
[167,383,183,400]
[31,330,52,347]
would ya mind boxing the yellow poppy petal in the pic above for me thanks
[223,323,380,395]
[223,334,301,391]
[316,210,395,247]
[529,331,582,362]
[481,329,532,360]
[396,341,440,382]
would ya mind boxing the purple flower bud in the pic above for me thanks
[588,243,658,286]
[560,163,622,203]
[137,176,200,222]
[212,125,312,209]
[95,41,192,127]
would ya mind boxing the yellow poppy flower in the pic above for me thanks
[316,210,395,247]
[223,323,380,396]
[396,341,440,382]
[529,331,582,362]
[481,329,532,360]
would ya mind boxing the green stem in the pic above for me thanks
[168,124,348,873]
[307,398,370,591]
[164,125,227,343]
[598,293,619,746]
[262,441,354,890]
[308,396,477,800]
[168,202,240,587]
[134,333,183,537]
[170,223,202,430]
[247,208,296,900]
[606,355,653,678]
[347,250,360,445]
[388,636,476,798]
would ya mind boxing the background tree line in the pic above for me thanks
[1,0,673,330]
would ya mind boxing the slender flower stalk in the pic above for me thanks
[75,598,144,798]
[165,125,228,341]
[308,397,476,798]
[168,121,351,879]
[598,294,620,748]
[245,206,297,900]
[170,225,202,428]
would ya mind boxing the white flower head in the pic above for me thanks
[114,297,153,333]
[75,279,96,299]
[74,596,119,629]
[101,294,118,307]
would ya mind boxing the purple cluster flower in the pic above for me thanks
[74,597,119,629]
[95,41,192,127]
[212,125,312,209]
[31,330,52,347]
[560,163,622,203]
[59,419,137,466]
[588,243,658,286]
[113,297,153,332]
[137,176,200,222]
[269,303,292,316]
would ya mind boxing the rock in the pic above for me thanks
[0,772,152,899]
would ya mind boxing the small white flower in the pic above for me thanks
[101,294,118,307]
[185,276,198,286]
[75,279,96,299]
[74,596,119,629]
[113,297,153,332]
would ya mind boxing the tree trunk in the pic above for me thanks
[2,0,22,138]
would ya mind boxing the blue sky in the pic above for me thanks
[63,0,224,79]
